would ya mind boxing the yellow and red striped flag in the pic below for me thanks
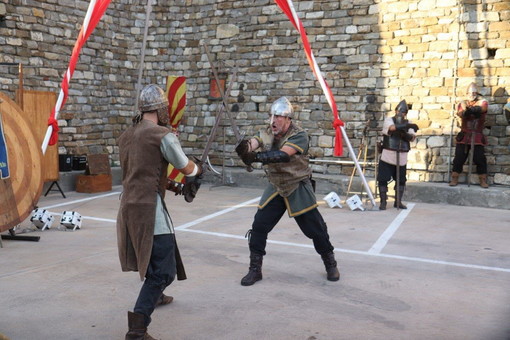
[165,76,186,129]
[167,164,186,184]
[165,76,187,183]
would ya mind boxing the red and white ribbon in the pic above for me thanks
[274,0,344,156]
[42,0,111,154]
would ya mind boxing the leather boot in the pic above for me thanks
[321,252,340,281]
[241,252,263,286]
[155,293,173,307]
[126,311,155,340]
[449,172,460,186]
[479,174,489,188]
[378,185,388,210]
[394,186,407,209]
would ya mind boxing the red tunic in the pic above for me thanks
[456,98,488,146]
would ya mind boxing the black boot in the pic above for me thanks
[321,252,340,281]
[379,185,388,210]
[241,252,263,286]
[394,185,407,209]
[126,311,155,340]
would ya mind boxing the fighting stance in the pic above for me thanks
[449,83,489,188]
[117,84,202,339]
[235,97,340,286]
[377,100,418,210]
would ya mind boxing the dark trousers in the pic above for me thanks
[377,160,407,187]
[249,194,334,256]
[452,144,487,174]
[134,234,176,326]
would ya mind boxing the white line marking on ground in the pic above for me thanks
[41,191,121,210]
[180,228,510,274]
[43,196,259,228]
[175,197,260,230]
[33,196,510,275]
[368,203,415,254]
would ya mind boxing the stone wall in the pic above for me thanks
[1,0,509,184]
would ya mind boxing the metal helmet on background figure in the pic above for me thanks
[466,82,479,102]
[395,99,408,114]
[137,84,169,126]
[270,97,294,124]
[394,99,408,124]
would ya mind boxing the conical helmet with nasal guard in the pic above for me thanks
[395,99,408,114]
[270,97,294,119]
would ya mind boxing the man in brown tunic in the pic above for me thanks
[117,84,202,340]
[235,97,340,286]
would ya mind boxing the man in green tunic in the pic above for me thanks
[235,97,340,286]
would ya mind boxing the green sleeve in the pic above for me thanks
[284,131,308,154]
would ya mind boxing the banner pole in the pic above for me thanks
[133,0,154,114]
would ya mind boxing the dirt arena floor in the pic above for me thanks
[1,184,509,340]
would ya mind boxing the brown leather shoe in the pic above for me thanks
[156,294,173,307]
[449,172,460,186]
[479,174,489,188]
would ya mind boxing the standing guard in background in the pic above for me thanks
[504,100,510,125]
[377,100,418,210]
[449,83,489,188]
[117,84,203,340]
[235,97,340,286]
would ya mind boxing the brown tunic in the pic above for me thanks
[117,119,186,281]
[258,123,311,197]
[255,123,317,217]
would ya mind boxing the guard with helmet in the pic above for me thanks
[377,99,418,210]
[449,83,489,188]
[235,96,340,286]
[117,84,203,340]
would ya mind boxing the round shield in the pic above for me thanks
[0,92,43,232]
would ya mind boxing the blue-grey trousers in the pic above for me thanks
[134,233,176,326]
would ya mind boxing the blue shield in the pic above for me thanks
[0,113,10,179]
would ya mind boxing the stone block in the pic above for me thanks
[216,24,239,39]
[318,135,333,148]
[494,174,510,185]
[387,2,409,13]
[426,136,447,148]
[495,48,510,60]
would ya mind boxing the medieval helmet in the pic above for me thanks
[138,84,169,125]
[466,82,479,101]
[395,99,409,114]
[270,97,294,119]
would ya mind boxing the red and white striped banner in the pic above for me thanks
[42,0,111,154]
[274,0,344,156]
